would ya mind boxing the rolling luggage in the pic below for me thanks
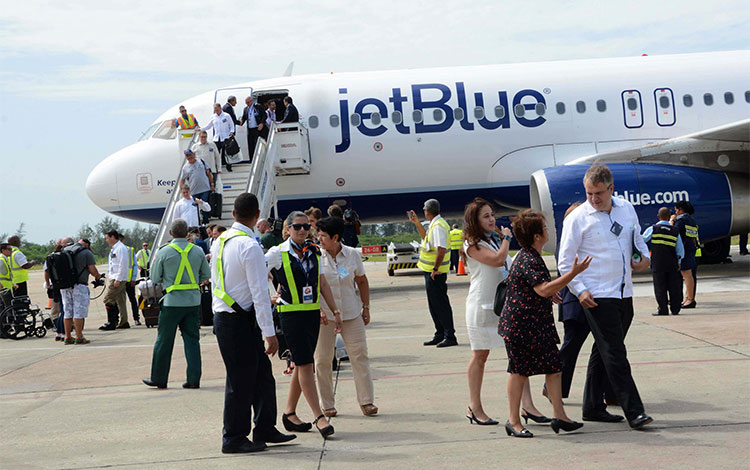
[200,283,213,326]
[209,192,223,218]
[137,280,164,328]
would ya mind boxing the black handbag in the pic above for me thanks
[493,278,509,316]
[224,135,240,155]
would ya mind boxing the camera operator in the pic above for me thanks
[258,217,284,252]
[342,208,360,248]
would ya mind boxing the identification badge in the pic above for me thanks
[302,285,314,304]
[337,265,350,279]
[610,221,623,236]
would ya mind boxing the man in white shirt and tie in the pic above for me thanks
[202,103,236,172]
[210,192,296,453]
[172,185,211,229]
[99,229,131,331]
[557,164,653,429]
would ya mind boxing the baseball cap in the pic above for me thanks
[184,148,194,155]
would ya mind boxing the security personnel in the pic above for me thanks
[672,201,699,309]
[449,224,463,272]
[120,235,141,326]
[7,235,36,297]
[643,208,684,316]
[211,193,296,454]
[174,105,199,129]
[136,242,151,278]
[0,243,15,292]
[408,198,457,348]
[143,218,210,389]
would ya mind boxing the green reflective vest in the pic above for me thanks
[136,249,151,269]
[10,247,29,283]
[164,243,199,293]
[277,250,321,313]
[417,218,451,274]
[449,228,463,250]
[0,255,12,289]
[126,246,137,281]
[213,229,250,312]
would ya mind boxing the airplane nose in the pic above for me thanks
[86,152,121,212]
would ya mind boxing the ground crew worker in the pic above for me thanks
[643,207,684,316]
[0,243,16,294]
[99,230,130,331]
[408,199,457,348]
[7,235,36,297]
[449,224,463,272]
[119,235,141,326]
[672,201,699,309]
[136,242,151,278]
[211,193,296,453]
[143,218,210,389]
[174,105,199,129]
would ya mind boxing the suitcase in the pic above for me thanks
[142,302,160,328]
[200,283,213,326]
[209,192,222,218]
[137,280,164,328]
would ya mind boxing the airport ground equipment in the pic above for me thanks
[387,242,421,276]
[0,290,53,340]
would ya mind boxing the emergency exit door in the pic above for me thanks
[621,90,643,129]
[653,88,676,126]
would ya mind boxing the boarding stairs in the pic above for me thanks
[149,122,311,261]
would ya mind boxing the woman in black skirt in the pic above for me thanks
[266,211,343,438]
[499,209,591,438]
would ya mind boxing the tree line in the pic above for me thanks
[2,218,158,265]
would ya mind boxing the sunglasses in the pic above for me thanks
[291,223,311,231]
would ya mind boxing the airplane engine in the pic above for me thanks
[530,163,749,264]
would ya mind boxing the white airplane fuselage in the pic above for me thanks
[86,51,750,226]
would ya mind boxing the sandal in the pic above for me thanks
[75,338,90,344]
[323,408,338,418]
[361,403,379,416]
[64,337,75,345]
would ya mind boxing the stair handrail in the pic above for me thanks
[245,121,279,222]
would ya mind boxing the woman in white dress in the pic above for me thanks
[463,198,550,426]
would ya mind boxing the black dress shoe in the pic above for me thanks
[254,429,297,445]
[671,311,680,315]
[313,414,334,438]
[652,312,668,316]
[582,410,624,422]
[221,440,266,454]
[505,421,533,438]
[682,300,696,309]
[134,320,142,326]
[182,382,200,389]
[117,323,131,329]
[436,338,458,348]
[629,413,653,429]
[142,378,167,389]
[521,408,552,424]
[551,418,584,434]
[423,337,443,346]
[282,412,312,432]
[99,323,116,331]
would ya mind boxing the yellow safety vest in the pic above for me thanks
[0,255,12,289]
[277,250,321,313]
[176,114,197,129]
[126,246,137,281]
[684,223,702,257]
[137,249,151,269]
[10,247,29,283]
[417,218,451,274]
[650,233,678,247]
[449,228,463,250]
[213,229,250,311]
[165,243,199,293]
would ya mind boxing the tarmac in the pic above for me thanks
[1,247,749,470]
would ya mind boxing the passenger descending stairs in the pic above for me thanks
[215,164,253,226]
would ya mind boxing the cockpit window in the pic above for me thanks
[152,121,177,140]
[137,122,161,142]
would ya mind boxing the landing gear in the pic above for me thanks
[699,237,731,264]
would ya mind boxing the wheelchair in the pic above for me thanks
[0,289,53,340]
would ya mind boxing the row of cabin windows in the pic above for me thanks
[307,90,750,129]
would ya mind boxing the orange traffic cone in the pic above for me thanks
[47,298,52,309]
[457,259,467,276]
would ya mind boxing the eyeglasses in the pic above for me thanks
[291,223,311,231]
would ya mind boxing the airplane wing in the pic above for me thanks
[567,118,750,174]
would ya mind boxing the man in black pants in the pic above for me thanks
[240,96,267,163]
[643,207,684,316]
[210,193,295,454]
[558,164,654,429]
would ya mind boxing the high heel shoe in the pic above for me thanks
[505,420,533,438]
[521,408,552,424]
[282,412,312,432]
[313,414,335,438]
[466,406,499,425]
[682,299,696,309]
[550,418,584,434]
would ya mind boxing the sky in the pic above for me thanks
[1,0,748,243]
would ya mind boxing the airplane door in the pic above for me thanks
[621,90,643,129]
[654,88,676,126]
[215,87,253,161]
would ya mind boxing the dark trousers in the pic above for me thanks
[15,282,28,297]
[193,190,212,225]
[216,139,231,170]
[740,233,748,254]
[652,270,682,314]
[582,298,644,421]
[139,268,149,278]
[150,305,201,385]
[449,249,459,271]
[424,272,455,340]
[247,127,260,163]
[125,283,140,321]
[559,319,615,400]
[214,309,278,447]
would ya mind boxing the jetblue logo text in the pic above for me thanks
[335,83,547,153]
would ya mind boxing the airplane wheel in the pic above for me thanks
[387,269,394,277]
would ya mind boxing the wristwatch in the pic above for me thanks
[362,305,370,310]
[333,309,342,315]
[503,235,512,242]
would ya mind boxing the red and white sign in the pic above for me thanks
[362,245,387,255]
